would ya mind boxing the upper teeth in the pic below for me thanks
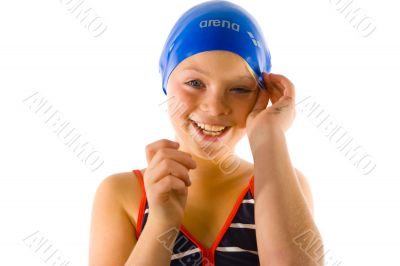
[193,120,226,132]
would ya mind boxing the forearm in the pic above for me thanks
[125,217,179,266]
[249,127,324,266]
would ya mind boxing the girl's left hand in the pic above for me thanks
[246,72,296,140]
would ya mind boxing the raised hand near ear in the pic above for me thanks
[246,72,296,141]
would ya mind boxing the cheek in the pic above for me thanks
[234,113,250,128]
[231,96,257,121]
[167,90,196,120]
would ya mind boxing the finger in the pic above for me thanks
[268,74,296,101]
[154,175,188,196]
[268,88,296,114]
[150,148,197,171]
[145,139,180,164]
[263,73,282,104]
[150,158,192,186]
[251,81,270,114]
[269,94,294,112]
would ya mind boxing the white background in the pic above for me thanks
[1,0,399,265]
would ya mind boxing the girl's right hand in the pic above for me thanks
[143,139,197,227]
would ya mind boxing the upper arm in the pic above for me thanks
[294,168,314,216]
[89,174,137,266]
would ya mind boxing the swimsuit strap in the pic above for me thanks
[133,169,147,239]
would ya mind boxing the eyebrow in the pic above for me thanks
[182,67,255,82]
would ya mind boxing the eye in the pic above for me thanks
[185,79,203,89]
[231,88,252,93]
[185,80,253,94]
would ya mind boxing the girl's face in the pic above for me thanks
[167,50,260,159]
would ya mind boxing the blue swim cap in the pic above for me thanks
[159,0,272,96]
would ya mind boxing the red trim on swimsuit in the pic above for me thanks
[177,179,253,266]
[249,175,255,199]
[133,169,255,265]
[133,169,147,239]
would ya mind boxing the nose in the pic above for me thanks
[199,90,231,116]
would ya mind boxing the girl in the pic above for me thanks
[89,1,324,265]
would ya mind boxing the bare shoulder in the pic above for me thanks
[100,169,145,228]
[89,168,145,265]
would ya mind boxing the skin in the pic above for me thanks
[167,51,258,164]
[89,50,320,266]
[166,50,260,185]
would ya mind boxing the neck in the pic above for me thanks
[186,152,251,188]
[190,153,229,177]
[174,137,252,187]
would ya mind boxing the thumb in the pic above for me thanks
[250,86,270,118]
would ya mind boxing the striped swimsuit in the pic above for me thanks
[133,169,260,266]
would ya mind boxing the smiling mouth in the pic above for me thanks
[188,119,231,141]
